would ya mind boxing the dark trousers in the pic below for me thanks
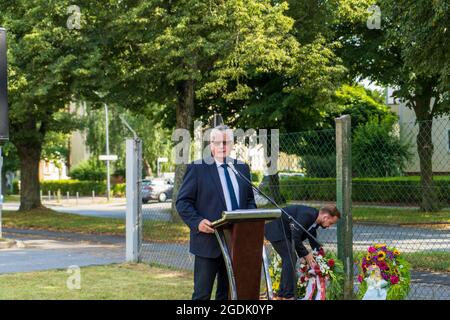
[192,255,229,300]
[271,239,297,299]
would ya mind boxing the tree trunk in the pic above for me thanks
[263,130,285,205]
[413,95,440,211]
[143,159,152,177]
[267,173,285,204]
[16,143,43,211]
[171,79,195,222]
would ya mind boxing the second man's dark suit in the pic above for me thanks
[264,205,321,299]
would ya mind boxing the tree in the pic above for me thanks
[82,103,173,179]
[192,0,347,201]
[102,0,300,219]
[0,0,106,210]
[336,0,450,211]
[324,84,394,128]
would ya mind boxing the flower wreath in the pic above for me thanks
[269,248,344,300]
[356,244,410,300]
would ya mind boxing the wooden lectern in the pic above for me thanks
[212,208,281,300]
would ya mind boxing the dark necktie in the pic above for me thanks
[221,163,239,210]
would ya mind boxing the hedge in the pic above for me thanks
[39,180,126,197]
[276,176,450,205]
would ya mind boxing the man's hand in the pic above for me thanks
[198,219,215,234]
[305,253,317,268]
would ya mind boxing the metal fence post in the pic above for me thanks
[136,138,143,262]
[335,115,353,299]
[126,138,140,262]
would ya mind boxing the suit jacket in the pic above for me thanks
[176,157,257,258]
[264,205,321,258]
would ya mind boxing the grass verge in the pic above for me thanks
[0,263,193,299]
[2,208,190,243]
[351,207,450,226]
[401,251,450,272]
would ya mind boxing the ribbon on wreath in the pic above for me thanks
[301,267,327,300]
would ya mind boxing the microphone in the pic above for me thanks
[226,160,322,247]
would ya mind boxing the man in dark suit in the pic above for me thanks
[176,125,257,300]
[264,204,340,300]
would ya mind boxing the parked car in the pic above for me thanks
[141,178,173,203]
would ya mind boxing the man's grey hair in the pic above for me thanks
[210,125,234,142]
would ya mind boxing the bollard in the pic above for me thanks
[40,190,43,202]
[76,192,79,205]
[92,190,95,203]
[48,190,51,201]
[57,189,61,203]
[66,191,70,202]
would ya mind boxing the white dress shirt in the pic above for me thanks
[215,159,240,211]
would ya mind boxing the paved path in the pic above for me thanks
[0,229,124,274]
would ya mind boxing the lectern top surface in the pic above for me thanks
[211,208,281,228]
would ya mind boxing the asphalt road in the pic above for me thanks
[0,229,124,274]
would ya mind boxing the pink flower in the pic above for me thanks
[390,275,399,284]
[378,261,388,270]
[358,275,363,283]
[368,247,376,253]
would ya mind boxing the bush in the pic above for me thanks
[279,176,450,205]
[288,130,336,178]
[40,180,126,197]
[251,170,264,184]
[12,179,20,194]
[69,160,106,181]
[352,119,412,177]
[300,154,336,178]
[112,183,126,197]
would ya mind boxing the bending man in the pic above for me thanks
[264,204,340,300]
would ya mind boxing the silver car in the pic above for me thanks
[141,178,173,203]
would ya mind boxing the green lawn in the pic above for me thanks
[352,207,450,225]
[2,209,126,235]
[2,208,190,243]
[0,264,193,300]
[401,251,450,272]
[3,194,20,202]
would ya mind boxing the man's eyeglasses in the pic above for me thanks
[211,140,233,146]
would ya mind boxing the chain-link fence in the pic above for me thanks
[136,116,449,300]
